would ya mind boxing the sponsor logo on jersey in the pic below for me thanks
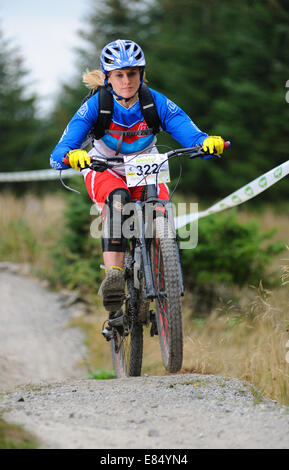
[108,121,149,143]
[77,102,89,118]
[167,99,177,114]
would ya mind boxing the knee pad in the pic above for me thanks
[102,188,131,252]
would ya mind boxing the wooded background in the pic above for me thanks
[1,0,289,202]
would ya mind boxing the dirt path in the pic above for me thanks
[0,266,88,391]
[1,266,289,449]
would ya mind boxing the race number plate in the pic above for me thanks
[124,153,170,187]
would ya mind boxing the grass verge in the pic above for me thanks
[0,416,39,449]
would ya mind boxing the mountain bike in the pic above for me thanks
[62,142,230,377]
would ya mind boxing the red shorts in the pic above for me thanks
[84,168,170,213]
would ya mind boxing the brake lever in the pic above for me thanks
[189,140,230,159]
[189,149,223,159]
[88,160,109,172]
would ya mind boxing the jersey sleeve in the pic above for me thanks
[50,94,99,170]
[150,89,208,148]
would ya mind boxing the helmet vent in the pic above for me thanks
[100,39,145,73]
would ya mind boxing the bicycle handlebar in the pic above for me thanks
[62,141,231,171]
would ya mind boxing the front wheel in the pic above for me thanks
[150,216,183,373]
[110,252,143,377]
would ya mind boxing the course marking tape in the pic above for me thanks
[0,160,288,228]
[0,169,77,182]
[174,160,289,229]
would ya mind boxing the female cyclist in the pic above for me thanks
[50,39,225,313]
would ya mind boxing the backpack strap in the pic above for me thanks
[139,84,161,135]
[91,86,114,140]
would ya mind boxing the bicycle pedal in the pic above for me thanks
[102,326,113,341]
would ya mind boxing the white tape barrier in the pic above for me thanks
[0,160,287,227]
[174,160,289,229]
[0,169,77,182]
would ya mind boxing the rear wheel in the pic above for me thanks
[150,216,183,372]
[110,252,143,377]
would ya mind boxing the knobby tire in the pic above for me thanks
[150,216,183,372]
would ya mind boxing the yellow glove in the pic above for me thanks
[202,136,224,155]
[67,149,91,170]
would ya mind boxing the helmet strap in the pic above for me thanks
[105,82,140,103]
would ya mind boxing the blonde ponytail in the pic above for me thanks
[82,69,105,91]
[82,67,148,92]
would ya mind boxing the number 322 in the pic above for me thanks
[136,163,158,176]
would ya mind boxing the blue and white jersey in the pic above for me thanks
[50,88,208,171]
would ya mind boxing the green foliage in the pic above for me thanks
[88,369,116,380]
[52,178,103,294]
[1,1,289,202]
[0,25,62,194]
[181,212,285,289]
[50,0,289,204]
[141,0,289,202]
[0,417,38,449]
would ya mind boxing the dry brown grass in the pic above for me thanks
[0,191,66,278]
[74,279,289,406]
[180,280,289,404]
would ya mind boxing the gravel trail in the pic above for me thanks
[1,267,289,449]
[0,266,88,390]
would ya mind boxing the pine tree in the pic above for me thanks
[139,0,289,202]
[0,27,44,172]
[50,0,289,202]
[51,0,145,131]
